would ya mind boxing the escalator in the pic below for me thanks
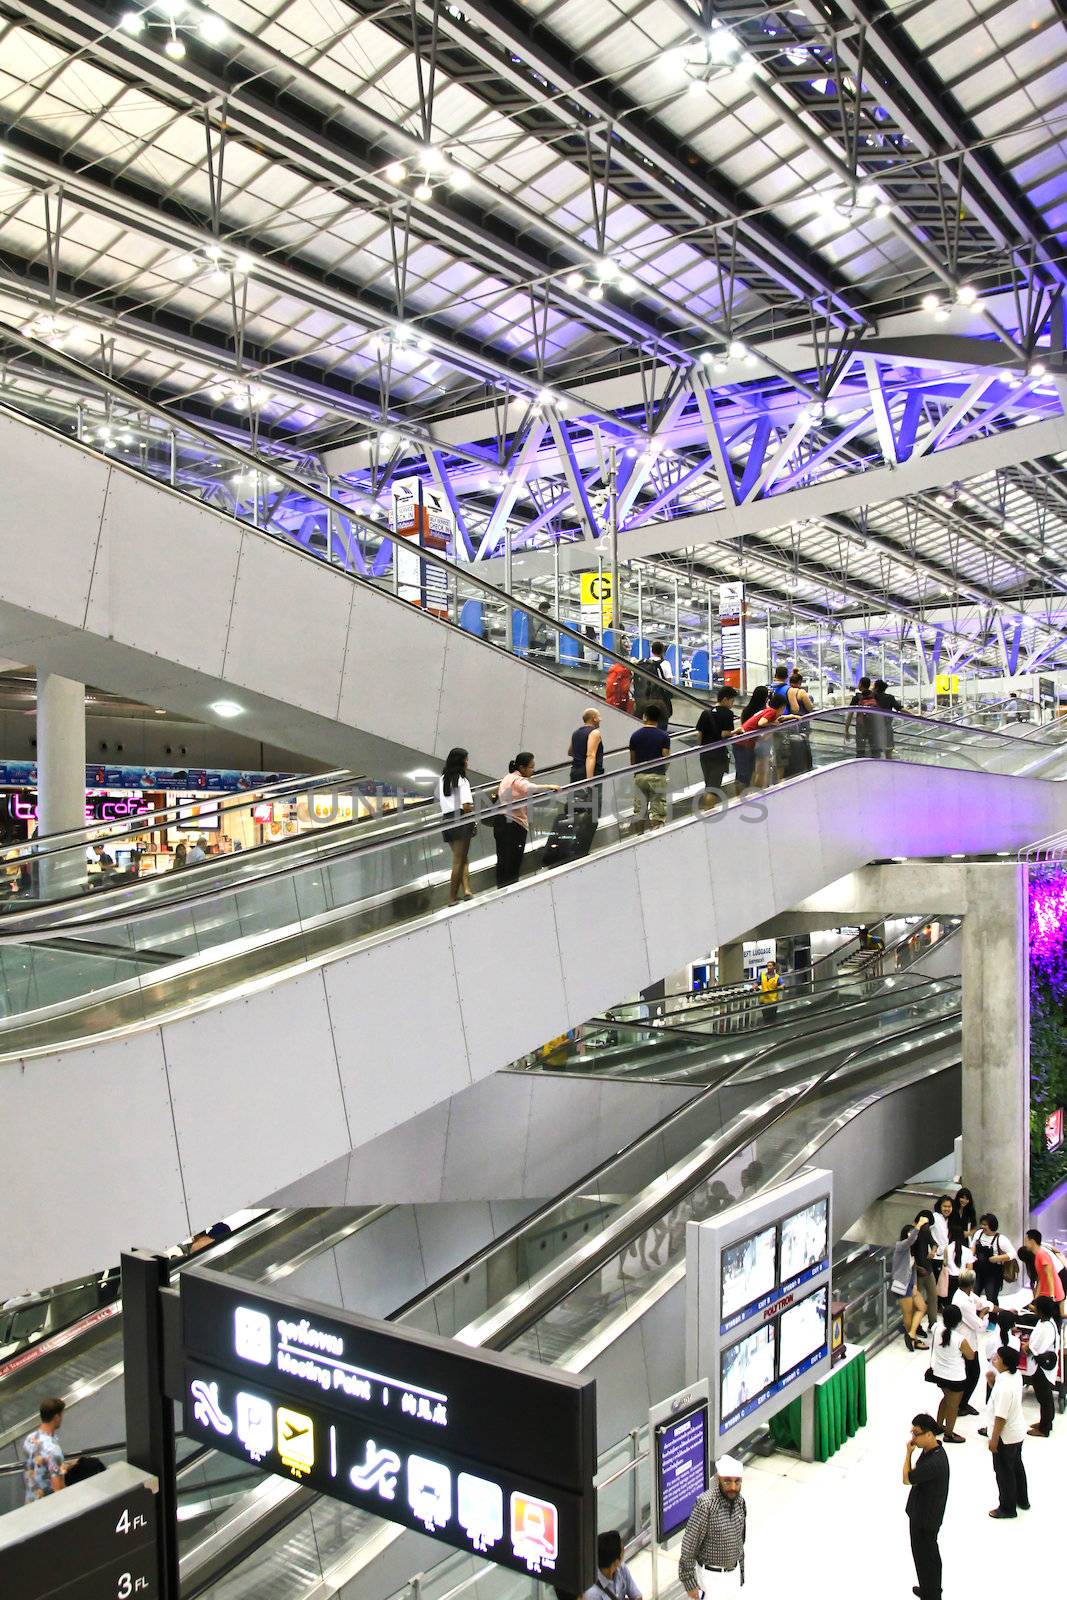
[0,959,960,1595]
[0,329,657,783]
[0,705,1059,1290]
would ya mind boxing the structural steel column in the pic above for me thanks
[37,670,86,893]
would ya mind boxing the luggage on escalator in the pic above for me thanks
[542,802,597,869]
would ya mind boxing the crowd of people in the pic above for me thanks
[432,655,895,904]
[895,1185,1065,1597]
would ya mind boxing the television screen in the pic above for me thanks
[779,1197,829,1285]
[720,1324,776,1430]
[778,1287,829,1380]
[720,1225,777,1323]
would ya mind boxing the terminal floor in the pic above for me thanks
[642,1335,1063,1598]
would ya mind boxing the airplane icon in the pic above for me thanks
[277,1407,315,1475]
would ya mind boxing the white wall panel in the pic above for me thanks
[549,847,650,1022]
[0,1032,185,1289]
[325,919,471,1140]
[162,970,350,1224]
[449,887,567,1065]
[84,470,241,675]
[337,593,449,758]
[439,1071,536,1199]
[223,533,353,720]
[0,418,107,625]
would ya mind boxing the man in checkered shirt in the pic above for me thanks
[678,1456,747,1592]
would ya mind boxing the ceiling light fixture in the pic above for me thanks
[956,283,977,306]
[564,270,583,292]
[414,181,433,201]
[210,700,245,719]
[120,9,145,31]
[164,33,186,58]
[447,164,470,189]
[199,11,227,42]
[921,293,940,313]
[385,162,406,183]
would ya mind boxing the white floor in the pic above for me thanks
[639,1335,1061,1598]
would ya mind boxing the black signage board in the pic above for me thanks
[180,1269,596,1591]
[0,1472,157,1600]
[186,1360,588,1584]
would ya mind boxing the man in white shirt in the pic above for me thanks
[986,1346,1029,1518]
[951,1270,990,1416]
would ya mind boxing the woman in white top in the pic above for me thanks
[1026,1296,1059,1437]
[930,1302,976,1442]
[436,747,475,905]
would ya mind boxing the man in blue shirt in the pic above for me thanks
[584,1529,642,1600]
[629,707,671,832]
[23,1397,67,1504]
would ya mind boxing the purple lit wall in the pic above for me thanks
[1028,865,1067,1000]
[1027,864,1067,1203]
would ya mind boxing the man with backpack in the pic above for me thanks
[635,641,673,727]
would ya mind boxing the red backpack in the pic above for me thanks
[605,663,633,710]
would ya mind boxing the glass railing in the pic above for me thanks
[0,705,1044,1056]
[0,327,709,727]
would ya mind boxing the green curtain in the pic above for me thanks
[766,1350,867,1461]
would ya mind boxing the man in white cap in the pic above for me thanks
[679,1456,746,1592]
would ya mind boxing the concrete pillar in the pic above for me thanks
[718,940,745,985]
[961,864,1029,1240]
[37,671,86,895]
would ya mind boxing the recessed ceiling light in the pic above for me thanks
[210,700,244,719]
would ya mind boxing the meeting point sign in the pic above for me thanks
[180,1269,596,1589]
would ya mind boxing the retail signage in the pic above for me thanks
[579,573,613,631]
[0,764,296,795]
[180,1269,596,1589]
[9,790,155,826]
[718,582,745,690]
[392,477,452,618]
[649,1381,709,1544]
[934,673,959,698]
[0,1463,158,1600]
[686,1169,833,1455]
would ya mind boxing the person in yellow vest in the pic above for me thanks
[759,960,780,1022]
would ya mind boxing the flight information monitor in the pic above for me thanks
[778,1198,829,1290]
[719,1224,777,1329]
[719,1324,776,1433]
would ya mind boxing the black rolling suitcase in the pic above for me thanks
[542,804,596,868]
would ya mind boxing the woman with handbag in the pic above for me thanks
[973,1213,1017,1306]
[929,1303,976,1443]
[1026,1296,1060,1437]
[436,747,476,905]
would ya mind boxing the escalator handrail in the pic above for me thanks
[558,971,947,1060]
[0,732,699,937]
[0,703,1046,947]
[391,977,959,1323]
[456,1001,962,1348]
[176,998,963,1600]
[0,330,701,718]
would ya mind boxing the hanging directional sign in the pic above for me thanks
[180,1269,597,1590]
